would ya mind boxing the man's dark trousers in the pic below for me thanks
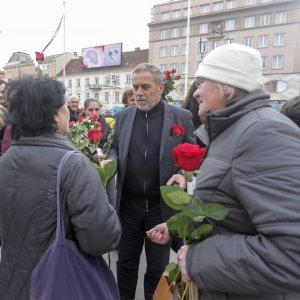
[117,200,170,300]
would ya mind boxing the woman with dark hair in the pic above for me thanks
[0,76,121,300]
[182,81,202,129]
[83,98,110,149]
[280,96,300,127]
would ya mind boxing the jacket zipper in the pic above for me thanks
[144,113,149,212]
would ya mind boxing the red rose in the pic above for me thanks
[165,72,171,80]
[78,116,85,122]
[172,143,206,172]
[171,124,185,136]
[171,69,176,74]
[175,75,181,80]
[88,129,102,143]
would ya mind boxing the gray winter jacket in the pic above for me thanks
[188,89,300,300]
[0,133,121,300]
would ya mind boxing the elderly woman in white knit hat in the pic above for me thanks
[147,43,300,300]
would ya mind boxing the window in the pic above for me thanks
[160,64,167,72]
[182,44,190,56]
[77,93,81,100]
[272,55,284,69]
[160,29,168,39]
[275,12,287,24]
[171,28,179,38]
[86,92,89,99]
[224,38,234,44]
[94,92,99,99]
[68,79,72,88]
[244,37,254,47]
[105,92,109,103]
[245,0,256,5]
[76,78,81,87]
[161,12,169,20]
[105,76,110,85]
[199,23,209,34]
[274,33,285,46]
[85,77,90,86]
[258,35,269,47]
[245,16,255,28]
[183,26,190,36]
[261,56,268,69]
[213,2,223,11]
[226,0,236,9]
[126,74,131,84]
[183,8,192,17]
[172,10,181,18]
[181,63,186,74]
[260,14,270,26]
[170,64,178,73]
[115,91,120,102]
[95,77,99,85]
[159,47,168,58]
[225,19,235,30]
[198,41,207,54]
[200,4,210,13]
[171,45,179,56]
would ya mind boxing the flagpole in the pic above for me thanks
[184,0,191,98]
[63,1,66,81]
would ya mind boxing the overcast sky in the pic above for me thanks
[0,0,167,67]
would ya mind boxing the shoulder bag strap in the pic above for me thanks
[55,151,76,240]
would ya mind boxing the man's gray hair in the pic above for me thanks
[131,63,163,85]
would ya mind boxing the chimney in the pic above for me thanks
[135,47,141,51]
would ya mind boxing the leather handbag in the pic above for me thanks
[30,151,119,300]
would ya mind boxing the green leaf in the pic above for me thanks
[163,262,180,283]
[160,186,184,210]
[190,224,213,241]
[182,196,205,222]
[167,214,186,238]
[94,160,117,187]
[167,190,191,205]
[204,203,229,220]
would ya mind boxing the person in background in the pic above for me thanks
[0,80,7,107]
[0,76,121,300]
[68,95,81,122]
[0,67,5,81]
[280,95,300,127]
[182,81,202,129]
[121,88,136,108]
[147,43,300,300]
[0,80,12,155]
[83,98,110,149]
[102,63,196,300]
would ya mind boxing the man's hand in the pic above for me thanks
[146,222,170,245]
[166,173,186,189]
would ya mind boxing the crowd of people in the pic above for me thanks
[1,44,300,300]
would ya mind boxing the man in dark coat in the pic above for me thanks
[102,63,196,300]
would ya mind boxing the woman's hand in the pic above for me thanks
[177,245,191,283]
[166,174,186,189]
[146,222,171,245]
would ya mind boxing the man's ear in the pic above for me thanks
[53,113,60,125]
[159,83,165,95]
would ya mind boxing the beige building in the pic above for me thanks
[3,52,77,81]
[56,48,148,109]
[148,0,300,105]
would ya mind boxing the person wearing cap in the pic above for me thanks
[147,43,300,300]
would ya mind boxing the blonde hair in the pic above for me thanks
[0,105,7,129]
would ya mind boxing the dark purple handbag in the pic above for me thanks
[30,151,120,300]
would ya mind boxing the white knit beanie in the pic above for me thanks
[195,43,263,92]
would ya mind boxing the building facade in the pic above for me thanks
[148,0,300,104]
[3,52,76,80]
[56,48,148,109]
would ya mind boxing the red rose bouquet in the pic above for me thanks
[68,114,103,158]
[162,69,181,103]
[159,143,228,299]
